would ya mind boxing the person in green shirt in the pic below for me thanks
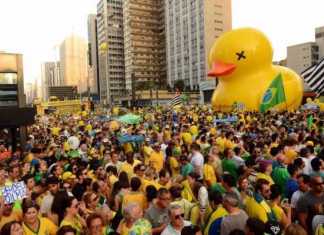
[180,155,194,177]
[222,148,238,181]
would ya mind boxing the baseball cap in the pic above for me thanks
[265,221,282,235]
[62,171,76,181]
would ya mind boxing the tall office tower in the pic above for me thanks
[88,14,100,95]
[97,0,125,105]
[165,0,232,89]
[40,61,62,101]
[123,0,166,91]
[60,35,88,94]
[315,26,324,59]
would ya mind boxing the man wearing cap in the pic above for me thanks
[40,176,59,217]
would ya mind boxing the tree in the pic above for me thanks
[174,80,185,92]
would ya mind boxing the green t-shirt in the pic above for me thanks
[222,159,238,180]
[271,166,290,194]
[181,163,194,177]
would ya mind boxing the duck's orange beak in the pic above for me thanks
[208,61,236,77]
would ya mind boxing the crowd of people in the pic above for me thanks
[0,105,323,235]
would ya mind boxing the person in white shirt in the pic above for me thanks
[300,147,316,175]
[161,204,191,235]
[190,143,204,178]
[291,174,310,217]
[232,146,245,168]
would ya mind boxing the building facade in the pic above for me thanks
[97,0,125,105]
[165,0,232,90]
[87,14,99,95]
[40,62,62,101]
[315,26,324,59]
[287,42,319,74]
[60,35,88,94]
[123,0,166,91]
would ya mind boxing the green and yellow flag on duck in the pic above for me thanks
[260,73,286,112]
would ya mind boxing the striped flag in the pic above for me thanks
[301,57,324,96]
[169,92,182,107]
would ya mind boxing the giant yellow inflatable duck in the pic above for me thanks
[208,28,303,112]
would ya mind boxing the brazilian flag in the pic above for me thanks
[260,73,286,112]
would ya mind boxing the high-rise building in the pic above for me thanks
[315,26,324,59]
[88,14,100,95]
[287,42,319,92]
[287,42,319,74]
[97,0,125,105]
[123,0,166,91]
[165,0,232,90]
[40,62,62,101]
[60,35,88,94]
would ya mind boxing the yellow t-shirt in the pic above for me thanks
[190,125,198,137]
[0,211,22,229]
[284,148,297,164]
[23,217,57,235]
[143,146,153,165]
[122,192,147,211]
[181,180,196,203]
[203,164,217,186]
[149,151,164,172]
[271,203,284,222]
[123,143,133,154]
[163,130,171,142]
[118,220,130,235]
[224,138,235,149]
[256,173,274,185]
[169,157,180,178]
[51,127,61,136]
[245,196,269,223]
[204,206,228,235]
[60,216,82,235]
[216,137,226,153]
[85,124,92,132]
[141,178,161,192]
[119,159,141,178]
[181,132,193,145]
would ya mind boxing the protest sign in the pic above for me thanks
[1,181,27,204]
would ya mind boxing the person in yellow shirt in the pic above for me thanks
[163,126,172,142]
[119,153,141,179]
[0,202,22,230]
[22,198,57,235]
[190,123,199,139]
[142,140,153,165]
[157,169,171,189]
[123,177,147,211]
[141,167,160,192]
[180,125,193,146]
[60,197,86,235]
[204,190,228,235]
[245,179,275,223]
[216,132,226,153]
[256,160,274,185]
[149,144,164,173]
[270,184,291,228]
[203,154,217,188]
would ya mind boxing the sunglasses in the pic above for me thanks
[174,213,184,219]
[315,182,324,186]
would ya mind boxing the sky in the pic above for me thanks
[0,0,323,83]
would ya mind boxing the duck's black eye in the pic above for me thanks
[236,51,246,61]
